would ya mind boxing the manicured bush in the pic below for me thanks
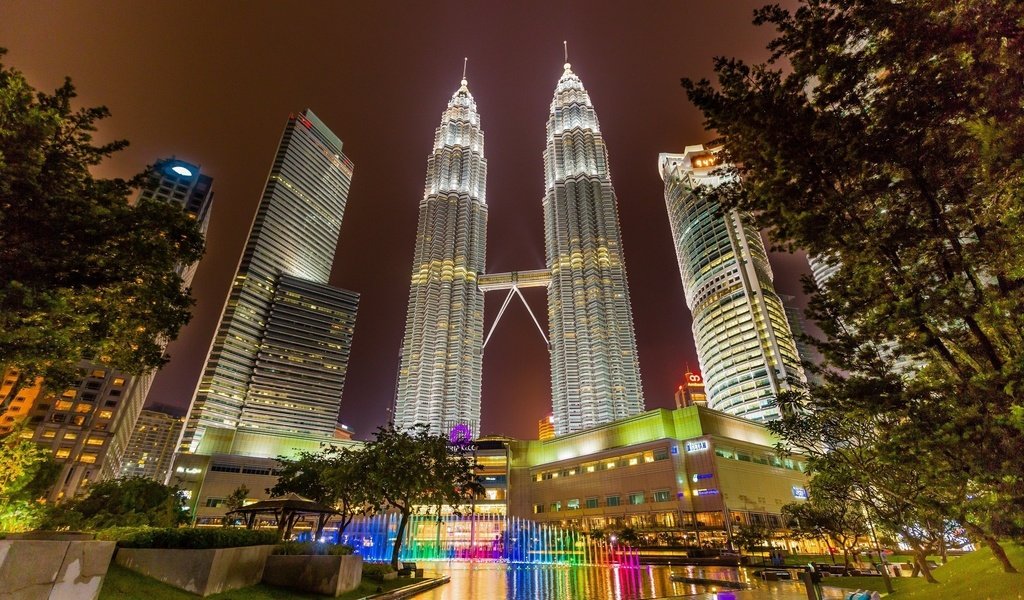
[115,527,278,549]
[273,541,354,556]
[362,562,395,580]
[94,525,156,542]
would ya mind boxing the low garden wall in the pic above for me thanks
[115,544,275,596]
[0,536,116,600]
[262,554,363,596]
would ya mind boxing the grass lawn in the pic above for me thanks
[99,563,412,600]
[821,542,1023,599]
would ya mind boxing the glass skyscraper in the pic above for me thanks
[659,145,805,422]
[394,76,488,435]
[544,62,645,435]
[180,110,359,453]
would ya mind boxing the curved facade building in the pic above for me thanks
[394,77,488,435]
[659,146,805,422]
[544,63,645,435]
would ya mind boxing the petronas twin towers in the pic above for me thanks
[394,61,644,437]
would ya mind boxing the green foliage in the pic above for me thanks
[682,0,1024,574]
[783,478,869,565]
[271,445,370,538]
[273,541,354,555]
[361,563,395,579]
[359,424,483,569]
[616,527,640,545]
[0,48,205,388]
[114,526,278,549]
[0,428,59,532]
[41,476,188,530]
[730,523,773,553]
[221,484,249,527]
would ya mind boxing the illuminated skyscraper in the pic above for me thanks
[180,110,359,454]
[394,75,487,435]
[544,62,645,435]
[659,145,805,422]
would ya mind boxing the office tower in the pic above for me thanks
[543,61,644,435]
[659,145,806,422]
[119,409,184,482]
[394,76,488,435]
[780,296,823,386]
[674,370,708,409]
[181,110,358,454]
[5,159,214,499]
[538,415,555,441]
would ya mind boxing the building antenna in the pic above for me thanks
[462,57,468,82]
[563,40,569,65]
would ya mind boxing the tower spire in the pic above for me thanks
[563,40,570,70]
[462,57,468,85]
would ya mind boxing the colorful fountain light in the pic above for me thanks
[340,513,641,567]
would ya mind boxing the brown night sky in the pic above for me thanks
[1,0,810,440]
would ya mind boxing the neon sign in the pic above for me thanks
[792,486,809,499]
[691,472,713,482]
[449,423,473,447]
[695,488,719,496]
[685,440,709,453]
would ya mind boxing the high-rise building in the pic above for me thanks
[674,370,708,409]
[180,110,359,454]
[538,415,555,441]
[5,158,214,500]
[544,62,645,435]
[394,76,487,435]
[119,409,184,482]
[780,296,822,386]
[659,145,805,422]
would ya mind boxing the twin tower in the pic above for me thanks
[393,62,645,437]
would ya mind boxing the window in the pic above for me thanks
[42,430,57,439]
[628,457,639,466]
[629,493,645,505]
[55,400,73,411]
[72,415,85,426]
[108,389,121,397]
[550,501,561,512]
[75,404,92,413]
[79,453,97,464]
[98,410,113,419]
[50,414,66,423]
[86,438,104,446]
[535,473,542,482]
[653,449,670,461]
[643,451,655,463]
[204,498,225,508]
[90,369,106,378]
[585,497,599,509]
[606,496,621,507]
[112,377,125,386]
[567,499,580,510]
[653,490,672,503]
[63,432,78,440]
[104,400,117,407]
[55,448,71,459]
[605,461,617,470]
[533,504,545,514]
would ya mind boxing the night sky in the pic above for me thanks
[2,0,810,440]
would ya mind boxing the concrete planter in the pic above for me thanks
[0,537,116,600]
[262,554,363,596]
[115,544,274,597]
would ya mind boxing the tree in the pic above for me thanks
[616,527,640,546]
[730,522,772,555]
[0,427,59,532]
[359,424,483,570]
[41,476,188,530]
[682,0,1024,574]
[221,484,249,526]
[783,480,869,567]
[0,48,205,389]
[271,445,371,540]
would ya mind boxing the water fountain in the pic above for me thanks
[339,513,641,567]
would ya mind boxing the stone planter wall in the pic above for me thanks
[262,554,362,596]
[115,544,274,597]
[0,538,116,600]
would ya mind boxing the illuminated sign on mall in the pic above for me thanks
[694,488,719,497]
[792,486,809,499]
[685,440,709,453]
[691,473,713,482]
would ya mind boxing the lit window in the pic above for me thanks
[653,490,672,503]
[55,400,73,411]
[86,438,104,446]
[42,431,57,439]
[112,378,125,386]
[75,404,92,413]
[585,465,596,473]
[55,448,71,459]
[605,461,616,470]
[643,451,655,463]
[567,499,580,510]
[533,504,545,514]
[62,389,76,398]
[98,411,113,419]
[629,493,645,505]
[79,453,97,464]
[550,501,561,512]
[63,432,78,440]
[628,457,639,466]
[91,370,106,378]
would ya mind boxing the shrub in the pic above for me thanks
[116,527,278,549]
[94,526,156,542]
[362,562,395,580]
[40,477,187,530]
[274,541,354,556]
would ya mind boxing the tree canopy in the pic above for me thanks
[40,476,188,530]
[0,48,205,388]
[682,0,1024,575]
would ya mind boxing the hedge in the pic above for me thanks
[113,527,279,549]
[274,541,354,556]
